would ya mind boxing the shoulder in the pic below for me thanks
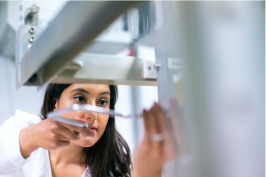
[14,110,42,125]
[0,110,42,135]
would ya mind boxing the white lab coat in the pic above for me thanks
[0,110,88,177]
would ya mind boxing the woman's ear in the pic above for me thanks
[53,99,59,111]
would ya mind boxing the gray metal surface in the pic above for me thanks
[16,1,142,88]
[155,50,192,177]
[50,53,156,86]
[137,1,186,56]
[142,2,195,177]
[16,25,43,86]
[180,2,265,177]
[155,51,178,177]
[83,31,133,55]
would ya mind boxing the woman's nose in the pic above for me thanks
[84,102,97,121]
[85,111,97,121]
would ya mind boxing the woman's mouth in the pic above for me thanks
[88,126,97,131]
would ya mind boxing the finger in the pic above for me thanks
[142,109,150,142]
[154,103,175,141]
[153,103,172,144]
[59,122,89,136]
[146,104,163,154]
[150,103,163,135]
[55,140,70,148]
[57,125,80,141]
[152,103,179,160]
[72,117,87,123]
[147,104,160,135]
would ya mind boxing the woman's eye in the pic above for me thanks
[98,100,107,106]
[74,96,85,102]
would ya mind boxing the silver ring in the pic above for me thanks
[150,133,163,142]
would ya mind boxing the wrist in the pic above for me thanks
[19,126,39,158]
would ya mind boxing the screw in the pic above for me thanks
[148,66,151,70]
[154,63,161,70]
[29,36,35,43]
[29,27,35,34]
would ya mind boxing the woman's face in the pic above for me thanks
[53,84,111,147]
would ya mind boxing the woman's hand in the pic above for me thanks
[132,102,177,177]
[19,118,89,158]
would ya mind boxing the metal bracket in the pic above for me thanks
[16,1,143,88]
[142,59,157,79]
[16,25,43,86]
[24,4,39,26]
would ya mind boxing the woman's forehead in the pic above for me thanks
[69,83,110,92]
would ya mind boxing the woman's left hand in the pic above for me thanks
[132,102,177,177]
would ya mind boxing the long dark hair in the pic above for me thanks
[41,84,131,177]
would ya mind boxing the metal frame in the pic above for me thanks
[16,25,157,86]
[16,1,142,88]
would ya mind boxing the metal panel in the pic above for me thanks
[180,2,265,177]
[16,25,43,85]
[83,31,133,55]
[155,51,178,177]
[16,1,142,88]
[155,50,193,177]
[48,53,156,86]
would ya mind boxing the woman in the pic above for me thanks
[0,83,175,177]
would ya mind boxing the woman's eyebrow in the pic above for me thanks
[100,91,110,96]
[70,88,89,95]
[70,89,110,96]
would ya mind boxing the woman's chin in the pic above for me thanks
[72,137,97,147]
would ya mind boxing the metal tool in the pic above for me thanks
[50,116,88,128]
[47,104,142,127]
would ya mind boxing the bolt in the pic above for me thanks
[29,36,35,43]
[29,27,35,34]
[154,63,161,70]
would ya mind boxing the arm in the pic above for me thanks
[0,111,89,174]
[18,118,89,158]
[0,115,32,174]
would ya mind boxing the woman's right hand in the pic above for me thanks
[19,118,89,158]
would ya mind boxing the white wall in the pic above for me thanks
[115,85,158,155]
[0,55,46,125]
